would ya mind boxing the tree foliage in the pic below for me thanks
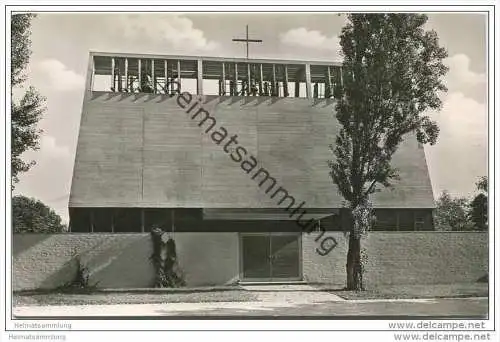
[11,14,35,87]
[469,194,487,231]
[476,176,488,193]
[434,191,473,231]
[11,14,45,186]
[12,195,67,233]
[469,176,488,231]
[329,14,448,290]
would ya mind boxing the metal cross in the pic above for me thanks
[232,25,262,59]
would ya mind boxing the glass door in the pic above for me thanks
[240,232,301,281]
[270,233,301,280]
[241,234,271,281]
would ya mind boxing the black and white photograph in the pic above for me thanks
[2,3,497,341]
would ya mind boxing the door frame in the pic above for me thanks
[239,232,303,282]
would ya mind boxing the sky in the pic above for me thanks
[13,13,488,223]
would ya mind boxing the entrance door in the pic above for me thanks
[240,233,301,281]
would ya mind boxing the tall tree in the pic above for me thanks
[12,195,67,233]
[434,191,473,231]
[469,176,488,231]
[329,14,448,290]
[11,14,45,186]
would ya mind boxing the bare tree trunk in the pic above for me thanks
[346,233,362,290]
[346,202,369,291]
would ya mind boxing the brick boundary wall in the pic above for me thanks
[12,232,488,291]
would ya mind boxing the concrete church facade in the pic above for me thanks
[66,51,436,285]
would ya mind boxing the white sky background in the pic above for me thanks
[13,13,488,223]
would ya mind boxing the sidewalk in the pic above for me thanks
[14,284,344,307]
[329,283,489,300]
[13,285,345,317]
[13,283,487,307]
[13,297,488,318]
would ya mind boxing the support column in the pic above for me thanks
[305,63,312,99]
[221,62,226,95]
[177,60,181,92]
[164,60,168,94]
[247,63,251,96]
[284,65,289,97]
[197,59,203,95]
[294,69,300,97]
[138,59,142,93]
[124,58,128,92]
[151,59,155,93]
[234,63,238,95]
[259,64,264,95]
[111,57,115,91]
[272,64,276,96]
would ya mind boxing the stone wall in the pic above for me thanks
[13,233,238,291]
[13,232,488,291]
[302,232,488,287]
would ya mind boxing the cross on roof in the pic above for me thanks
[232,25,263,59]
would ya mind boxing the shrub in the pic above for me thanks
[56,256,99,293]
[150,227,186,288]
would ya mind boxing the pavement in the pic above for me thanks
[13,285,488,318]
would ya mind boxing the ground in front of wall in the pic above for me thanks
[13,289,258,307]
[331,283,489,300]
[12,283,488,318]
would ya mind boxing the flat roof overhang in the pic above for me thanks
[89,50,343,67]
[202,208,339,221]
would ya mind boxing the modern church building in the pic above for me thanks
[67,51,436,284]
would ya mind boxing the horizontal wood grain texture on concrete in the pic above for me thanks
[13,232,487,291]
[69,92,434,209]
